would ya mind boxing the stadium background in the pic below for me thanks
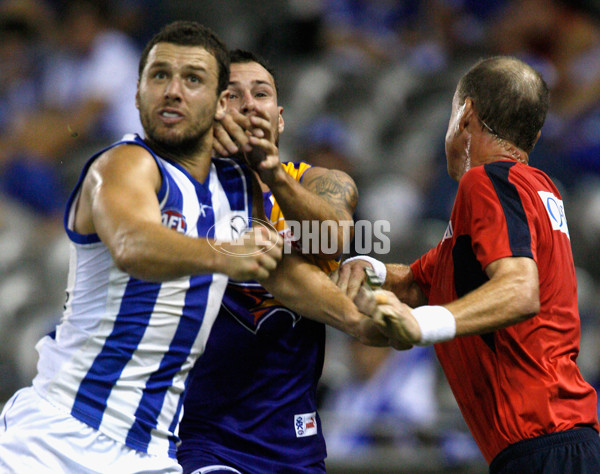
[1,0,600,472]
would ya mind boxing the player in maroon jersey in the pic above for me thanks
[335,56,600,473]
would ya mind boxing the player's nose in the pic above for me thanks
[241,90,255,114]
[164,76,183,101]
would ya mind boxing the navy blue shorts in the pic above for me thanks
[489,427,600,474]
[178,446,326,474]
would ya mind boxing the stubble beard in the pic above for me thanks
[139,106,214,160]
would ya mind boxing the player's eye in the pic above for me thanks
[254,89,271,98]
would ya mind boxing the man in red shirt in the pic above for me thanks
[335,56,600,473]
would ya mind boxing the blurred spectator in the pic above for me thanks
[320,338,438,457]
[0,0,62,219]
[42,0,142,143]
[321,0,420,71]
[428,0,508,54]
[487,0,600,289]
[0,0,141,220]
[295,115,357,175]
[0,1,46,139]
[286,0,451,141]
[490,0,600,188]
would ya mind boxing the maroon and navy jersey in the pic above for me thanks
[411,160,599,463]
[178,162,329,472]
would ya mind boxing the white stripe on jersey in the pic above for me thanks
[32,143,251,458]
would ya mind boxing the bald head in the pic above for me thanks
[456,56,549,152]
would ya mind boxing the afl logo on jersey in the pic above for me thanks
[230,215,248,240]
[162,209,187,233]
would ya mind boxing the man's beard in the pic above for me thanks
[139,107,213,159]
[146,125,209,158]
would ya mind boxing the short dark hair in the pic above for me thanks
[229,49,278,94]
[138,21,230,94]
[457,56,549,153]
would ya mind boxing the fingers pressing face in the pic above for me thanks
[227,61,284,142]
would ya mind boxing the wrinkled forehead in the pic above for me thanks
[229,61,275,90]
[144,42,218,75]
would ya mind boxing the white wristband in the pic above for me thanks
[411,305,456,346]
[343,255,386,284]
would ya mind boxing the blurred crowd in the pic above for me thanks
[1,0,599,472]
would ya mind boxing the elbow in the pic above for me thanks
[112,246,137,276]
[523,283,540,317]
[111,231,145,277]
[515,276,540,321]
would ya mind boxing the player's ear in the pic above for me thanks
[135,81,140,109]
[459,97,476,132]
[215,90,229,120]
[278,106,284,134]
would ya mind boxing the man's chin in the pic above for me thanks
[146,132,201,156]
[151,130,187,147]
[152,128,200,146]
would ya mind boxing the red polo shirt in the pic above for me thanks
[411,160,599,463]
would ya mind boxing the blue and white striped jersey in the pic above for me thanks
[32,134,254,459]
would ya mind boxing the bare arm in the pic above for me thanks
[333,258,427,306]
[383,263,427,308]
[214,107,357,259]
[261,250,389,346]
[290,167,357,258]
[364,256,540,345]
[76,144,281,282]
[233,145,386,344]
[446,256,540,335]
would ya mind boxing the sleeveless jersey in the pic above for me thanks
[178,162,336,472]
[32,134,254,459]
[410,160,599,463]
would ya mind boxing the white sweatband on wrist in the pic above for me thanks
[343,255,386,284]
[411,305,456,346]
